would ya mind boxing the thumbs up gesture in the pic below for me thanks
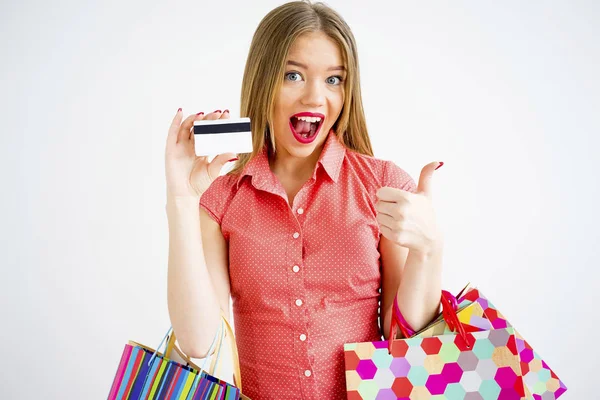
[375,161,444,256]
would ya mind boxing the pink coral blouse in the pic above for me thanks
[200,130,417,399]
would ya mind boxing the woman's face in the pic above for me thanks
[272,31,346,160]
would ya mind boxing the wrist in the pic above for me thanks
[411,236,444,261]
[428,230,444,254]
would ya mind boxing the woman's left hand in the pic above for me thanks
[375,161,444,257]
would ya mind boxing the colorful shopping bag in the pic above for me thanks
[108,311,250,399]
[344,284,566,399]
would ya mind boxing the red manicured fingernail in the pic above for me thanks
[435,162,444,170]
[228,158,239,162]
[223,109,229,114]
[177,108,182,112]
[213,109,222,114]
[196,112,204,115]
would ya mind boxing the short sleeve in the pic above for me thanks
[199,175,234,225]
[381,160,418,194]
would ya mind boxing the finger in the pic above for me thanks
[376,200,404,219]
[417,161,441,198]
[188,112,205,140]
[167,108,183,146]
[376,212,399,230]
[219,109,231,120]
[207,152,239,179]
[204,109,224,121]
[376,186,409,202]
[177,112,203,143]
[187,109,223,140]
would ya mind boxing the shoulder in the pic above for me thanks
[207,173,240,192]
[199,173,242,225]
[200,173,239,201]
[380,158,417,193]
[345,150,417,193]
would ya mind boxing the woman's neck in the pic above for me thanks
[269,145,324,182]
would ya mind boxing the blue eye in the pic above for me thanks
[285,72,302,82]
[285,72,343,85]
[327,76,343,85]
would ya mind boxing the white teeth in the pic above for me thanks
[296,116,322,123]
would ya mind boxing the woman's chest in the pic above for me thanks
[222,182,383,304]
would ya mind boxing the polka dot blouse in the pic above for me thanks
[199,130,417,399]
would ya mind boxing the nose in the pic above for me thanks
[300,79,325,108]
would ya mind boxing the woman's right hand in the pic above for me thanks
[165,109,238,200]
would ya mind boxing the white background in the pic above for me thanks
[1,0,597,398]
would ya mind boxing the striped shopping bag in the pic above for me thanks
[107,310,250,399]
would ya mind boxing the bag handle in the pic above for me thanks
[149,310,243,390]
[203,313,239,386]
[439,290,473,348]
[208,318,226,378]
[388,285,474,354]
[148,318,223,374]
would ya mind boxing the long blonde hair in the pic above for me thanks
[228,0,373,176]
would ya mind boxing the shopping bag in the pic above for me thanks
[344,284,566,399]
[108,311,250,399]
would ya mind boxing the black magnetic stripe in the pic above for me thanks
[193,122,251,135]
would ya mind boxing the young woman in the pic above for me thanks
[165,1,444,398]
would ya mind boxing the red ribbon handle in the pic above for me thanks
[388,290,473,354]
[440,290,473,349]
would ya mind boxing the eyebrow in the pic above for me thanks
[286,60,346,72]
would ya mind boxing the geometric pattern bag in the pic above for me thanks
[344,284,567,399]
[107,310,250,399]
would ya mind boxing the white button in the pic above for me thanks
[295,299,303,306]
[292,265,300,273]
[297,208,304,214]
[299,334,307,341]
[304,369,312,377]
[293,232,300,239]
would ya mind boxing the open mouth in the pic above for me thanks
[289,114,324,141]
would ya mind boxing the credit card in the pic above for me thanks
[193,117,253,156]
